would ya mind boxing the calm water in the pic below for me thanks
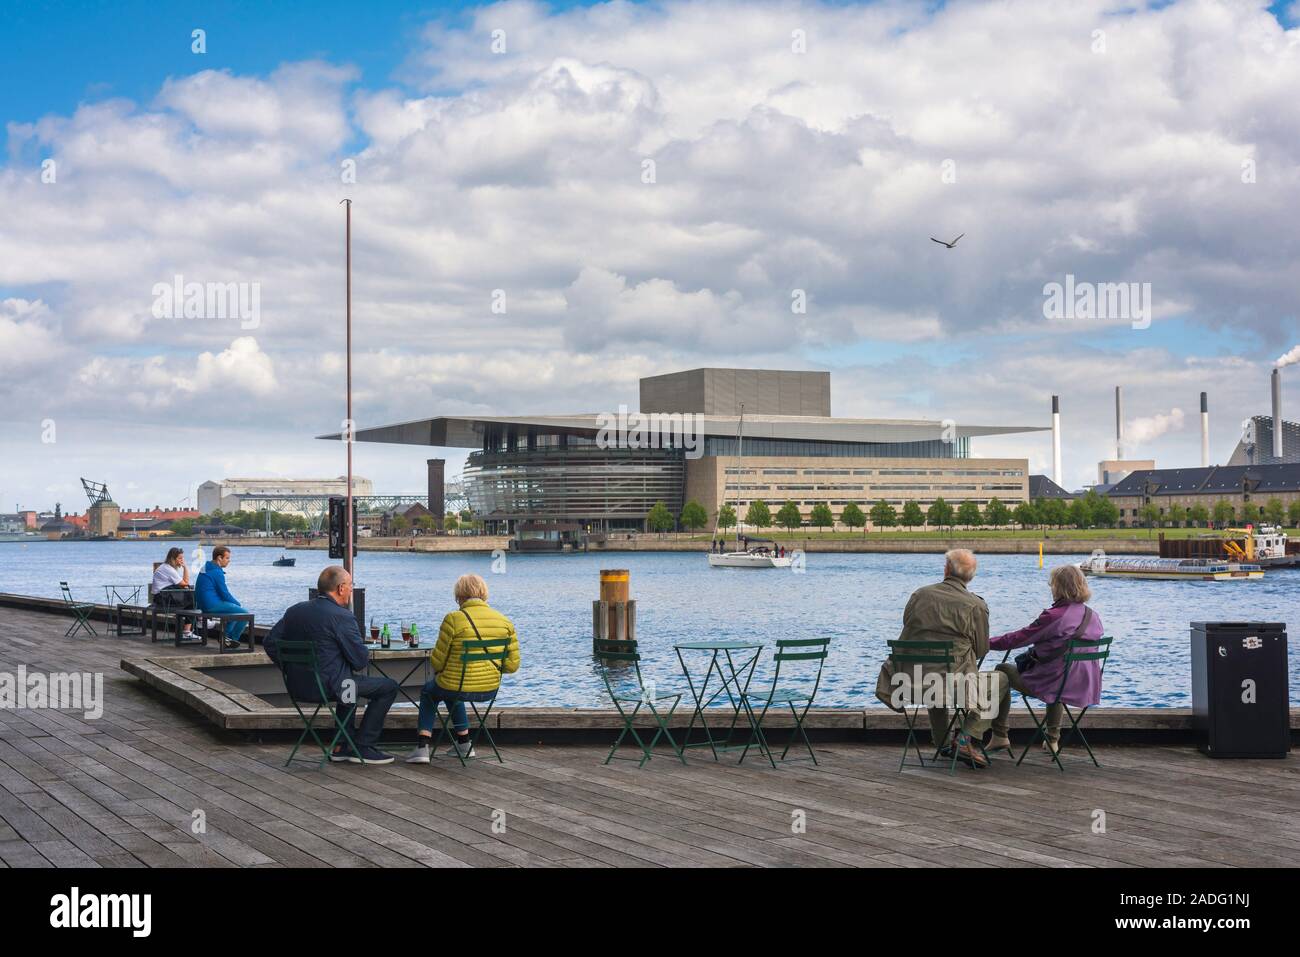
[3,540,1296,707]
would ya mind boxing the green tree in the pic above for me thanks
[170,518,196,536]
[390,514,410,535]
[717,504,738,531]
[680,499,709,534]
[1039,498,1069,528]
[1263,498,1285,526]
[775,500,803,532]
[744,500,772,531]
[1240,502,1261,524]
[984,498,1010,527]
[901,500,924,530]
[869,500,897,531]
[443,512,459,532]
[1188,503,1209,528]
[1139,503,1160,529]
[1212,500,1235,526]
[1289,499,1300,528]
[415,515,437,534]
[956,500,982,528]
[1012,500,1038,529]
[646,501,674,535]
[809,502,834,532]
[1093,496,1120,528]
[926,497,954,530]
[840,502,867,536]
[1167,504,1187,528]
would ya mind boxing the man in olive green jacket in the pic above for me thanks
[876,549,991,767]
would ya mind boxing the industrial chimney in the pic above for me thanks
[1115,386,1124,460]
[1200,392,1209,468]
[1271,368,1284,461]
[1052,395,1062,486]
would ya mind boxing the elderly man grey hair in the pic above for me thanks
[944,548,977,582]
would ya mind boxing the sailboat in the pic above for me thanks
[708,406,793,569]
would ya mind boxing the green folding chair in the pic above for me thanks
[275,640,361,769]
[59,582,97,638]
[886,639,988,773]
[1017,635,1113,771]
[429,637,512,767]
[739,637,830,768]
[594,637,686,768]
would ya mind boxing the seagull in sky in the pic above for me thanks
[930,233,964,248]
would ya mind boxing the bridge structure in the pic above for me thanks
[233,481,469,531]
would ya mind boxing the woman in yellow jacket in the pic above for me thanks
[407,574,520,762]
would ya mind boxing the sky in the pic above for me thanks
[2,0,1299,512]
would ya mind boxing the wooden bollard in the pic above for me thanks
[593,568,636,657]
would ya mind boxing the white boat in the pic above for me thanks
[1079,555,1263,581]
[709,548,794,569]
[707,407,797,570]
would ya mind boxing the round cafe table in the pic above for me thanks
[365,642,435,709]
[673,641,764,761]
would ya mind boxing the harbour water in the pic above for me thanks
[3,539,1296,708]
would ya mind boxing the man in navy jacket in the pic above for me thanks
[265,565,398,764]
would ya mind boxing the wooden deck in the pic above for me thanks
[1,605,1298,868]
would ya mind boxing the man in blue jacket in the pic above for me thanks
[264,565,398,764]
[194,546,251,648]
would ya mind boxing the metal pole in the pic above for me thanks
[342,198,354,577]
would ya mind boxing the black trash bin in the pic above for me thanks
[1190,621,1289,758]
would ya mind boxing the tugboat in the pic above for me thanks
[1158,523,1300,569]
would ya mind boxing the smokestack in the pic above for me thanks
[1200,392,1209,468]
[1115,386,1124,460]
[1052,395,1062,486]
[1272,368,1284,460]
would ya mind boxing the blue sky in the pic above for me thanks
[3,0,1299,508]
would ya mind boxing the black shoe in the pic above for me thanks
[357,746,395,765]
[330,746,358,763]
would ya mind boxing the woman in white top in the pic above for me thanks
[152,547,190,601]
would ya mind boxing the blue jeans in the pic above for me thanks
[200,599,250,642]
[416,679,496,735]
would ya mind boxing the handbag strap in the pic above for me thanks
[462,609,503,673]
[1035,605,1093,665]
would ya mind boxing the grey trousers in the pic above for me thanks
[991,662,1063,742]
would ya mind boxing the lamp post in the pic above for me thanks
[342,198,354,577]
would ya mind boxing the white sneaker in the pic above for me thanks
[446,739,476,759]
[405,743,431,764]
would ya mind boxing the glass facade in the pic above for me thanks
[464,447,685,531]
[703,437,969,458]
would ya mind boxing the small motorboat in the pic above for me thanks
[272,555,296,567]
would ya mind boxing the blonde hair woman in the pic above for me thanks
[407,574,520,763]
[985,564,1105,754]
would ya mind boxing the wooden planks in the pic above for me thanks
[0,604,1297,868]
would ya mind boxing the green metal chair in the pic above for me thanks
[429,637,512,767]
[739,637,830,768]
[594,638,686,767]
[59,582,97,638]
[886,639,988,773]
[1016,635,1113,771]
[275,639,361,769]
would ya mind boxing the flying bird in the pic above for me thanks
[930,233,964,248]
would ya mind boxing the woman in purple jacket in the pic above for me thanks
[986,564,1104,754]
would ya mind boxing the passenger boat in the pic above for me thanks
[1079,556,1263,581]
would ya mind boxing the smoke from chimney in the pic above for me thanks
[1276,345,1300,369]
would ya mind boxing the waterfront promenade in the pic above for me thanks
[1,605,1297,867]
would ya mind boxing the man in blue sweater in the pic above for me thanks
[264,565,398,764]
[194,546,251,648]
